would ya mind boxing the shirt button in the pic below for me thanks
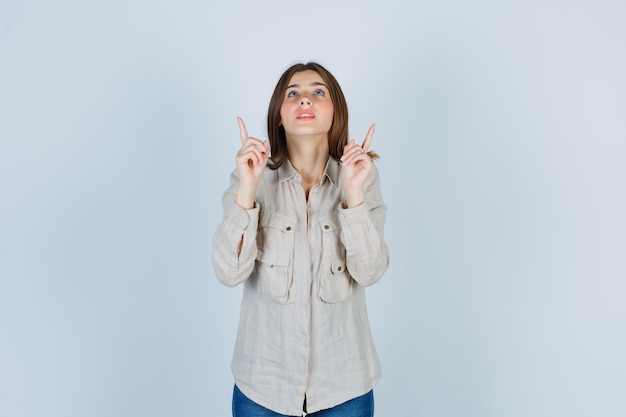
[324,225,329,230]
[337,266,342,271]
[286,226,292,231]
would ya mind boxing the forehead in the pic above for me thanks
[287,70,326,87]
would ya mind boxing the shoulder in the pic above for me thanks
[256,166,281,193]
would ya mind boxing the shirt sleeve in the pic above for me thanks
[212,168,260,287]
[338,165,390,286]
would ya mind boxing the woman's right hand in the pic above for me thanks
[235,117,270,209]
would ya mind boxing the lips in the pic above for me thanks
[296,110,315,120]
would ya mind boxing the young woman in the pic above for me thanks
[212,62,389,417]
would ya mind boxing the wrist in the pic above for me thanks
[236,184,257,209]
[343,192,365,209]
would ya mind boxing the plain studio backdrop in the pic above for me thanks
[1,1,624,416]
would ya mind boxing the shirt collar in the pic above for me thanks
[277,157,341,189]
[323,156,341,189]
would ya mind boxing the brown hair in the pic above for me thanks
[266,62,378,170]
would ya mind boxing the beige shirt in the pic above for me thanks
[212,157,389,416]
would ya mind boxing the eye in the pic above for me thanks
[315,89,325,96]
[287,90,298,97]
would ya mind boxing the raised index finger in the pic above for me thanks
[361,123,376,151]
[237,116,249,145]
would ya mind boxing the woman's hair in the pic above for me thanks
[266,62,378,170]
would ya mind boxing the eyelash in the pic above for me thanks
[287,89,326,98]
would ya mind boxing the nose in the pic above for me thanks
[299,96,311,106]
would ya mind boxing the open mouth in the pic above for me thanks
[297,111,315,120]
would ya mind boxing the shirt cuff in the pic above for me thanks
[224,201,260,233]
[337,200,369,224]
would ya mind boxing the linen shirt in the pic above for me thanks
[212,156,389,416]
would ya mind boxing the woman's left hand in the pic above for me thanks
[340,124,375,208]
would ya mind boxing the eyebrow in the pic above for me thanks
[286,82,329,89]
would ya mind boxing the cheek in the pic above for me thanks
[323,104,334,121]
[279,105,288,124]
[280,100,294,114]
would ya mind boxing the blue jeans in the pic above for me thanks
[232,385,374,417]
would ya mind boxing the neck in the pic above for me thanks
[287,133,329,186]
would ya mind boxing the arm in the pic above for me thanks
[212,117,269,287]
[338,124,389,285]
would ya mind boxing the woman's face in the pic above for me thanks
[279,70,334,139]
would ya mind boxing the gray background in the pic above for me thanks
[1,1,625,416]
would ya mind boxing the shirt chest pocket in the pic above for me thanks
[319,216,353,303]
[254,212,296,304]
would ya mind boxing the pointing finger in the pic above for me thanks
[237,116,249,145]
[361,124,375,151]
